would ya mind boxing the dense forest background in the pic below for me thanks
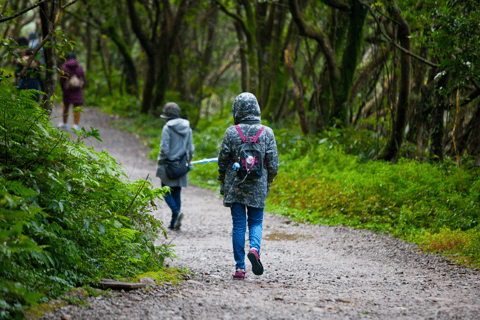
[1,0,480,318]
[3,0,480,163]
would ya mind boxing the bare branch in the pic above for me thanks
[126,0,155,59]
[61,0,81,10]
[359,0,438,67]
[1,0,10,18]
[20,14,36,28]
[0,0,52,23]
[288,0,339,79]
[285,43,310,134]
[206,46,239,84]
[212,0,248,36]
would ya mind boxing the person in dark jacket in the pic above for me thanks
[156,103,195,231]
[28,31,45,64]
[218,92,279,280]
[14,37,44,102]
[59,53,85,131]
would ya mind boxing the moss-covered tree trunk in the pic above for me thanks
[39,0,59,113]
[261,1,291,118]
[125,0,155,114]
[234,20,249,92]
[379,5,411,162]
[152,0,190,112]
[430,73,447,161]
[331,0,367,125]
[216,0,291,116]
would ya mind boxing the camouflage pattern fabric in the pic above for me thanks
[218,92,279,208]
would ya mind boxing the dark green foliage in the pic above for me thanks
[428,0,480,90]
[0,80,173,319]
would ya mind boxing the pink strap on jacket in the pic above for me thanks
[235,125,264,144]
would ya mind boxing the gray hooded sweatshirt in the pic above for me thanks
[156,118,194,187]
[218,92,279,208]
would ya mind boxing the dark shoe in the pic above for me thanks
[167,226,174,230]
[233,268,245,280]
[174,212,183,230]
[247,248,264,275]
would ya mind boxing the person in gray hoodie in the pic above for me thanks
[156,103,194,230]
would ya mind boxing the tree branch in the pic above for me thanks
[448,87,480,110]
[126,0,155,59]
[288,0,339,79]
[212,0,248,36]
[0,0,10,18]
[349,45,392,104]
[61,0,82,10]
[285,43,310,134]
[161,0,173,20]
[206,46,239,84]
[321,0,349,11]
[123,174,150,216]
[359,0,438,67]
[169,0,189,49]
[0,0,52,23]
[152,0,161,42]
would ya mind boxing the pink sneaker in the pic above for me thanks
[247,248,264,275]
[233,268,245,280]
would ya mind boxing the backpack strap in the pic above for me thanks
[234,125,246,143]
[252,126,264,143]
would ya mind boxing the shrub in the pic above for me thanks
[0,79,173,319]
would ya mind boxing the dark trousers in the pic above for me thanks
[162,183,181,228]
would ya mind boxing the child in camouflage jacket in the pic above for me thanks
[218,92,279,279]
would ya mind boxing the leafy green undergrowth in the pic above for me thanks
[266,144,480,268]
[0,81,176,319]
[94,99,480,269]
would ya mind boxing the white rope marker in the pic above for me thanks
[191,158,218,165]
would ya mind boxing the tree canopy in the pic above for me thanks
[1,0,480,162]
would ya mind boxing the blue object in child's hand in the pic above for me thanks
[233,162,240,171]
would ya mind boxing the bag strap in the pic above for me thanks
[252,126,264,143]
[234,125,246,143]
[185,128,192,160]
[235,125,264,144]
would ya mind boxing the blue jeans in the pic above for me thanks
[231,203,264,269]
[162,183,181,228]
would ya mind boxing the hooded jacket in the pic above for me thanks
[60,58,85,105]
[218,92,279,208]
[156,118,194,187]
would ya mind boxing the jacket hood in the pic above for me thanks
[166,118,191,136]
[232,92,261,124]
[64,58,78,69]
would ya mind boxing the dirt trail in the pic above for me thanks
[47,106,480,319]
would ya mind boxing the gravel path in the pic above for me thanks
[46,106,480,320]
